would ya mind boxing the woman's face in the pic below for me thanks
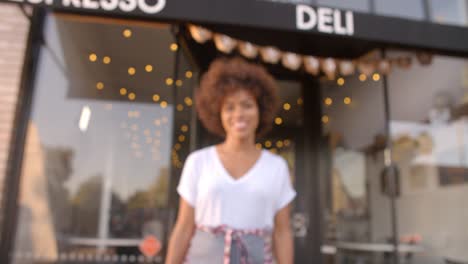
[220,89,259,141]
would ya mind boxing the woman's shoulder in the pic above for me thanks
[260,149,288,169]
[186,145,214,162]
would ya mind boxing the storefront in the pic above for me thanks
[1,1,468,263]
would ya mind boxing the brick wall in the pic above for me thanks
[0,4,30,226]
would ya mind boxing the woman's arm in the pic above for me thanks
[273,204,294,264]
[165,198,195,264]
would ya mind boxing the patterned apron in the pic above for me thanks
[184,225,274,264]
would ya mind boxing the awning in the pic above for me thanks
[3,0,468,58]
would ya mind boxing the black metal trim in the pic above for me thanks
[368,0,376,13]
[0,7,46,264]
[422,0,432,22]
[298,77,324,263]
[161,24,183,263]
[381,49,400,264]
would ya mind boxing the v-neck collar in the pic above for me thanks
[212,146,264,184]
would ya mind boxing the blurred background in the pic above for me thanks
[1,0,468,263]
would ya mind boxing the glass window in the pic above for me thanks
[322,52,468,263]
[384,52,468,263]
[320,72,387,255]
[429,0,468,26]
[374,0,426,20]
[11,13,197,263]
[317,0,370,13]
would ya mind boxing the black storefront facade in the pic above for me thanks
[1,1,468,264]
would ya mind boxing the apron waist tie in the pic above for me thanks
[196,225,273,264]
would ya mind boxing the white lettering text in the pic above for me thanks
[296,5,317,30]
[296,5,355,35]
[317,7,333,33]
[82,0,98,9]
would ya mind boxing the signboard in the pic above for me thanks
[1,0,468,57]
[6,0,166,15]
[296,5,354,35]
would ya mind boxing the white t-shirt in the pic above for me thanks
[177,146,296,229]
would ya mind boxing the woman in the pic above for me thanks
[165,57,296,264]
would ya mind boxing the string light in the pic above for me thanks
[177,104,184,111]
[96,82,104,90]
[170,43,178,51]
[322,115,329,124]
[344,97,352,105]
[276,140,284,148]
[184,97,193,106]
[176,80,183,87]
[324,97,333,106]
[337,77,345,86]
[152,94,160,102]
[181,125,188,132]
[188,26,433,77]
[265,140,272,148]
[145,65,153,72]
[103,56,111,64]
[128,92,136,101]
[123,29,132,38]
[283,103,291,111]
[185,71,193,78]
[128,67,136,75]
[160,101,168,108]
[166,78,174,86]
[120,88,127,95]
[359,74,367,82]
[89,53,97,62]
[373,73,381,81]
[275,117,283,125]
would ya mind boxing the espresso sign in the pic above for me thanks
[296,5,354,35]
[6,0,166,14]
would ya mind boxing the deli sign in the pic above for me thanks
[296,5,354,36]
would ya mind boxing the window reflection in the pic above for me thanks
[374,0,426,20]
[12,13,195,263]
[429,0,468,26]
[317,0,370,12]
[323,53,468,263]
[382,55,468,262]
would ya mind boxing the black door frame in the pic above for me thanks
[293,77,328,263]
